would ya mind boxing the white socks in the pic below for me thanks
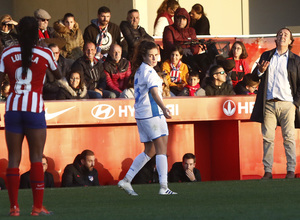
[124,152,150,182]
[156,154,168,189]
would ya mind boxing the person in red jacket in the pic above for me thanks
[227,41,251,87]
[103,44,131,97]
[153,0,180,37]
[163,8,209,80]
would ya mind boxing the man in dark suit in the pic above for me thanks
[251,28,300,180]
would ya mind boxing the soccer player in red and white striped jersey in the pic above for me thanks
[0,16,61,216]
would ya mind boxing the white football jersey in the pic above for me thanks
[134,62,163,119]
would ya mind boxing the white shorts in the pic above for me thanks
[136,115,169,143]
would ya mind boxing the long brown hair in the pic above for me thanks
[228,41,248,59]
[131,40,158,75]
[156,0,180,15]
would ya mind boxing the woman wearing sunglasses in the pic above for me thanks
[0,14,18,53]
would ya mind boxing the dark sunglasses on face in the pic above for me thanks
[214,71,226,75]
[2,22,12,26]
[39,18,49,22]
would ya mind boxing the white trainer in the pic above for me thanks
[159,188,177,195]
[118,179,138,196]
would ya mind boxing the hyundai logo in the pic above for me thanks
[91,104,115,119]
[223,100,236,116]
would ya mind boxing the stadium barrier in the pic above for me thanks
[1,96,299,186]
[1,34,300,185]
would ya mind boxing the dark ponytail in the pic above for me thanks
[17,16,39,77]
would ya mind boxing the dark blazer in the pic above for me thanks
[168,162,201,182]
[250,48,300,128]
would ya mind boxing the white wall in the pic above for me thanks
[5,0,300,37]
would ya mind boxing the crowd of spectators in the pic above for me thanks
[0,2,259,101]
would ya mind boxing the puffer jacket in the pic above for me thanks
[54,20,84,60]
[163,8,200,57]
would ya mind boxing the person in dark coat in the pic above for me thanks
[204,65,235,96]
[83,6,127,58]
[43,43,73,100]
[169,153,201,182]
[120,9,153,59]
[132,156,158,184]
[61,150,99,187]
[234,73,260,95]
[163,7,210,78]
[250,28,300,180]
[19,156,54,189]
[189,3,210,35]
[71,41,115,98]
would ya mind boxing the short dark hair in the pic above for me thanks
[98,6,111,15]
[276,27,294,50]
[243,74,260,87]
[188,71,199,79]
[170,45,183,56]
[192,3,206,16]
[63,13,75,22]
[209,65,224,76]
[128,9,139,15]
[48,43,59,49]
[182,153,196,162]
[83,41,96,50]
[81,150,94,160]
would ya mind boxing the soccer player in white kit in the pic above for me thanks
[118,40,177,195]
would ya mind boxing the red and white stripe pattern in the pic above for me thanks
[169,61,182,83]
[0,45,57,113]
[6,92,44,113]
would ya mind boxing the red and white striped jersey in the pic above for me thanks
[0,45,57,113]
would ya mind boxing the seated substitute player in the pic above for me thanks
[131,156,159,184]
[168,153,201,182]
[61,150,99,187]
[20,155,54,189]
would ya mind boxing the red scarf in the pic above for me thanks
[38,29,49,39]
[154,11,174,27]
[185,84,200,96]
[170,60,181,83]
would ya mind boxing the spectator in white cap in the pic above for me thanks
[34,8,65,48]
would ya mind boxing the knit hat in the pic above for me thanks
[34,9,51,20]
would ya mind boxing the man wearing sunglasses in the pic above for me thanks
[204,65,235,96]
[251,28,300,180]
[34,9,65,49]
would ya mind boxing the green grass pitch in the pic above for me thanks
[1,179,300,219]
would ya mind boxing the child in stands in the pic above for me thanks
[162,45,189,95]
[179,71,205,96]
